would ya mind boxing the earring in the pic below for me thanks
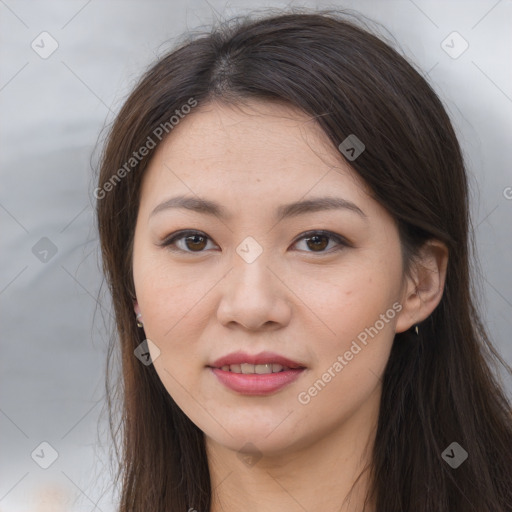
[414,324,419,335]
[136,313,143,328]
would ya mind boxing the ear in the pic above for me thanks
[395,239,449,333]
[133,300,141,317]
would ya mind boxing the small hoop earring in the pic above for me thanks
[136,313,143,328]
[414,324,419,335]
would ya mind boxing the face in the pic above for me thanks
[132,99,411,456]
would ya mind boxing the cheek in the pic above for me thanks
[133,256,224,393]
[298,260,401,391]
[134,251,210,333]
[135,264,210,402]
[300,258,400,343]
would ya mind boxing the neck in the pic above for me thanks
[206,385,380,512]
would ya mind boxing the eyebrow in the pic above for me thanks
[149,194,367,222]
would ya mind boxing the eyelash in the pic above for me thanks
[159,229,350,255]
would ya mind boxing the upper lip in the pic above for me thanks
[209,351,306,369]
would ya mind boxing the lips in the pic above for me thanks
[218,363,288,374]
[208,351,306,395]
[209,351,305,371]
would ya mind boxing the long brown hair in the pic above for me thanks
[95,8,512,511]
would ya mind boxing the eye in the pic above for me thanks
[291,230,349,253]
[160,230,217,253]
[160,229,349,255]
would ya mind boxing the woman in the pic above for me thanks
[95,9,512,512]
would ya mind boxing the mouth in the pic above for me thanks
[208,351,306,371]
[214,363,297,374]
[207,351,306,395]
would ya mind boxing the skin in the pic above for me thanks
[132,99,448,512]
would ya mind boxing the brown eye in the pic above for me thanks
[293,230,348,254]
[305,234,329,251]
[161,230,216,253]
[183,233,208,251]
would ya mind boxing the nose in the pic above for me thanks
[216,254,292,331]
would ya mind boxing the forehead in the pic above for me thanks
[157,100,335,162]
[139,99,374,213]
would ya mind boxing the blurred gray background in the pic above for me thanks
[1,0,511,510]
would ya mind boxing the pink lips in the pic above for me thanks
[210,351,304,369]
[208,351,306,396]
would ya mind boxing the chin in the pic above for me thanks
[211,420,318,457]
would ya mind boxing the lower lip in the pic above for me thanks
[210,367,305,395]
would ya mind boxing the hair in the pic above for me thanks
[95,8,512,512]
